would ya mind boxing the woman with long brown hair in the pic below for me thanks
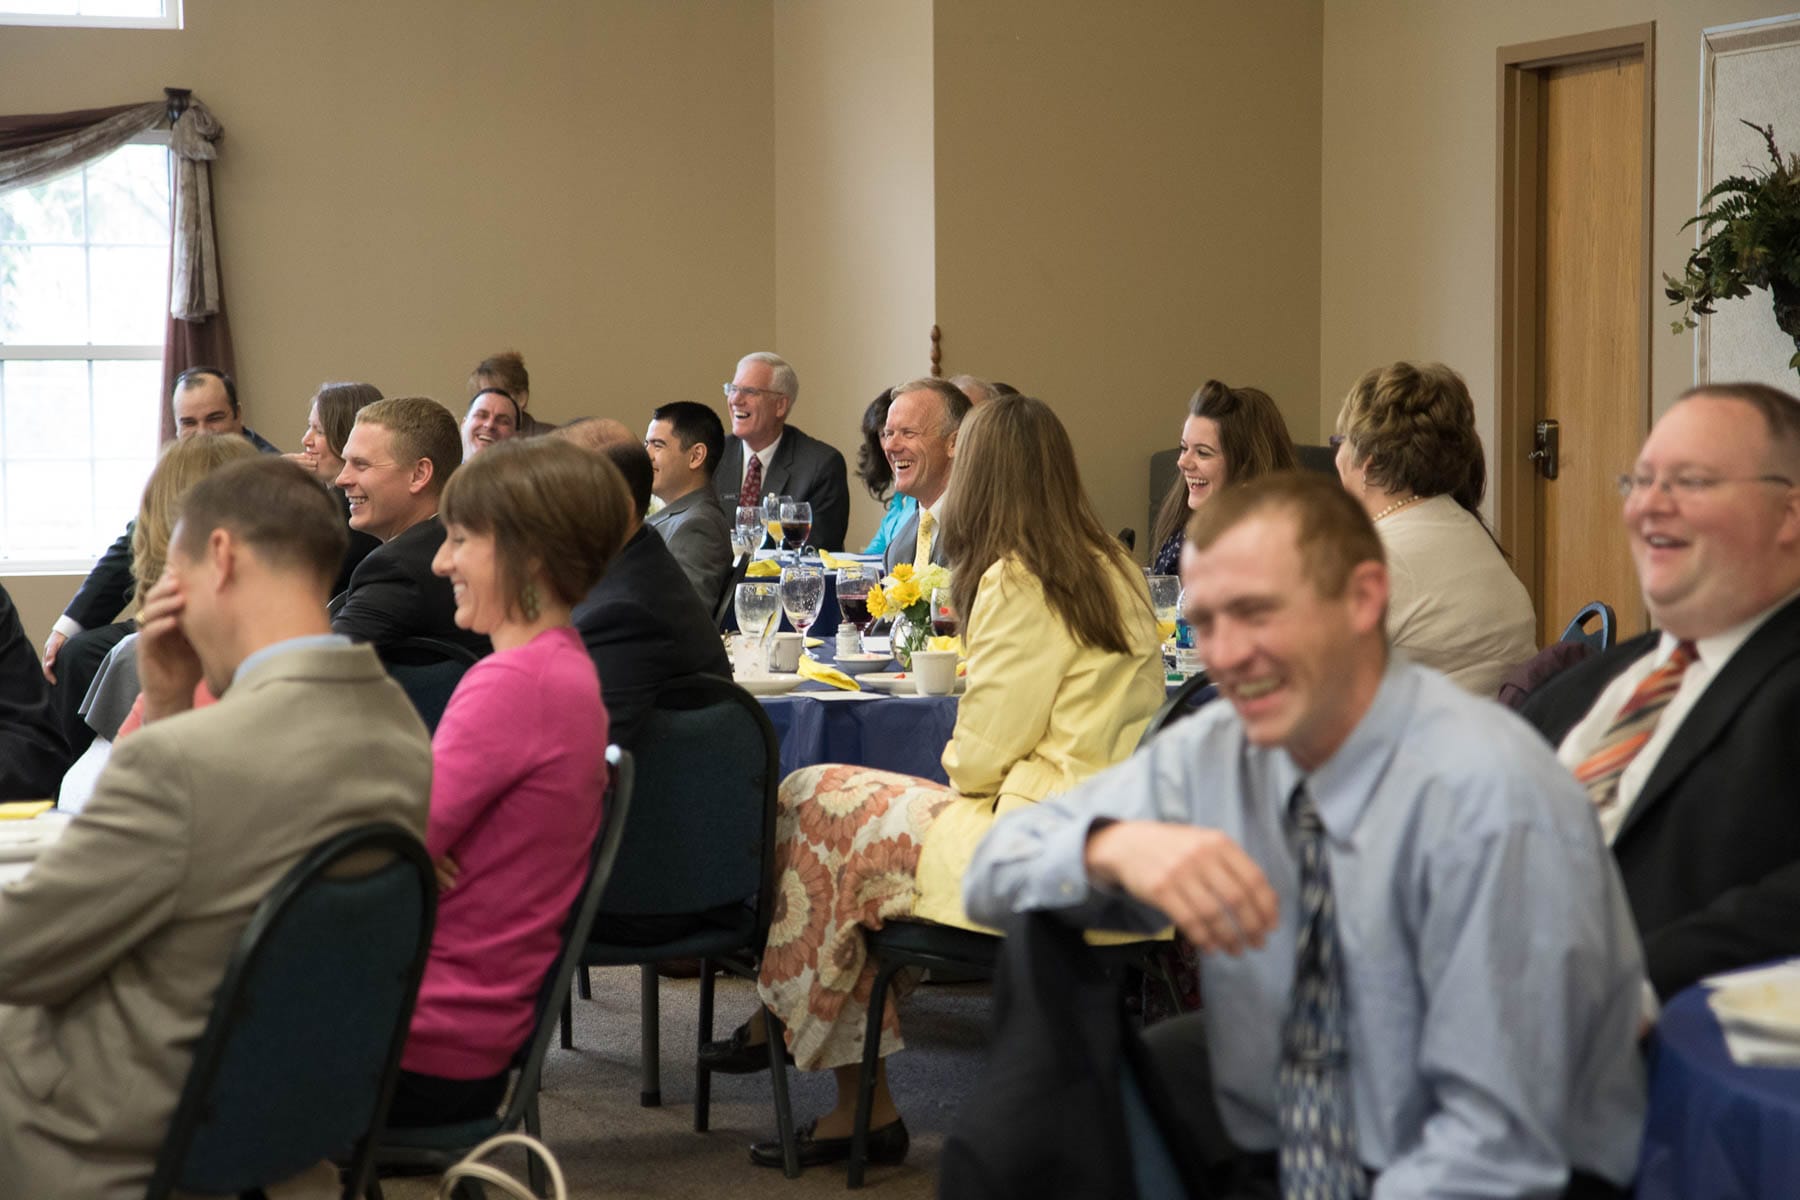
[702,394,1166,1172]
[1148,380,1297,574]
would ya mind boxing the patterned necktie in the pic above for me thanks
[914,509,936,567]
[738,450,763,511]
[1277,783,1366,1200]
[1573,641,1698,812]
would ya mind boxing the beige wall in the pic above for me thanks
[1319,0,1800,465]
[1,0,776,643]
[773,0,936,549]
[934,0,1326,548]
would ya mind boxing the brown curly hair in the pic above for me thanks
[1335,361,1485,514]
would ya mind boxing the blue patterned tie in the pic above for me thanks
[1277,783,1366,1200]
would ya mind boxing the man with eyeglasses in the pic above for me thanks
[1524,381,1800,1002]
[711,352,850,551]
[881,378,971,574]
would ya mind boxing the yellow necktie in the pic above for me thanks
[914,509,936,567]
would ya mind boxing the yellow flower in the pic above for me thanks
[890,563,915,584]
[888,579,922,609]
[866,584,888,619]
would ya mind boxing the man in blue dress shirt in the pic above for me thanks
[965,472,1645,1198]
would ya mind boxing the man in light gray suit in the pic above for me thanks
[645,400,734,609]
[882,377,971,574]
[0,457,431,1200]
[712,351,852,550]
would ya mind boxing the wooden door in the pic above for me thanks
[1535,54,1647,645]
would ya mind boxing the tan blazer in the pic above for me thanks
[916,556,1166,930]
[0,644,432,1200]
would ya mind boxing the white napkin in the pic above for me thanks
[1704,959,1800,1066]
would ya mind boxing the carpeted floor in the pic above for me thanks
[375,967,994,1198]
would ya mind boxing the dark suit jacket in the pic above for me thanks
[1522,594,1800,997]
[328,516,489,657]
[571,526,730,748]
[713,424,850,552]
[0,584,69,800]
[61,426,282,630]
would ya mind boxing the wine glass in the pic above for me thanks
[929,586,958,638]
[1147,575,1180,642]
[732,504,764,562]
[836,563,877,651]
[779,500,813,561]
[761,493,789,553]
[733,581,781,676]
[780,563,826,645]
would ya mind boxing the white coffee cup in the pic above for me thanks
[766,632,803,673]
[912,650,960,696]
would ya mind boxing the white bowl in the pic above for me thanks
[833,653,892,676]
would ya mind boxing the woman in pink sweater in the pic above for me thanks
[386,438,632,1127]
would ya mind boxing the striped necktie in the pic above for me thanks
[1573,641,1697,812]
[738,451,763,510]
[914,509,936,567]
[1277,784,1366,1200]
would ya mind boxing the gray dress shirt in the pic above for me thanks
[964,659,1647,1196]
[644,487,734,611]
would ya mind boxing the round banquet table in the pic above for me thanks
[1636,981,1800,1200]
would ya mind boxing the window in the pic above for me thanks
[1,0,181,29]
[0,136,170,569]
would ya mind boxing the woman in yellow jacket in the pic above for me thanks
[706,394,1166,1171]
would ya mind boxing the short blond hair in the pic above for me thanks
[131,435,260,611]
[1187,470,1384,600]
[353,396,462,496]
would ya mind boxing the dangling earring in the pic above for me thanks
[520,580,541,622]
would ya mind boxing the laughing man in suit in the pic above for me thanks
[1524,381,1800,999]
[0,457,431,1200]
[645,400,734,610]
[330,396,489,658]
[712,352,851,551]
[881,377,971,574]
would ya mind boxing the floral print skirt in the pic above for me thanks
[756,764,955,1071]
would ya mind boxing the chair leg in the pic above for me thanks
[559,990,574,1051]
[764,1008,800,1179]
[577,964,592,1001]
[694,959,716,1132]
[524,1093,547,1198]
[640,963,662,1107]
[848,959,903,1190]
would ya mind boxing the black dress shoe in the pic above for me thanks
[697,1022,794,1074]
[749,1117,910,1169]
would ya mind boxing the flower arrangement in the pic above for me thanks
[865,562,949,667]
[1664,120,1800,374]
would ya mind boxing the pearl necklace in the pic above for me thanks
[1371,494,1425,522]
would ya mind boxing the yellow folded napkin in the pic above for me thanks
[798,655,859,691]
[0,800,54,820]
[745,559,781,578]
[818,549,854,569]
[926,634,966,656]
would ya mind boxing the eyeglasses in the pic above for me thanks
[1328,434,1347,449]
[1615,471,1795,499]
[723,383,786,402]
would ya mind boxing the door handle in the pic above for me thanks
[1529,419,1560,481]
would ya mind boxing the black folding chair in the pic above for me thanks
[380,637,483,733]
[367,746,635,1199]
[146,822,436,1200]
[1138,671,1216,748]
[558,674,800,1175]
[1559,601,1617,653]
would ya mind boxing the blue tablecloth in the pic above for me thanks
[1638,981,1800,1200]
[759,689,960,784]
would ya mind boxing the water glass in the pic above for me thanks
[780,563,826,640]
[734,581,781,676]
[733,504,766,559]
[1147,574,1180,643]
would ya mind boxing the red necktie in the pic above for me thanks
[1573,641,1697,811]
[739,451,763,510]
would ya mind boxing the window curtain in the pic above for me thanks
[0,97,235,443]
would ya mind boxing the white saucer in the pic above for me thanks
[738,674,804,696]
[858,672,965,696]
